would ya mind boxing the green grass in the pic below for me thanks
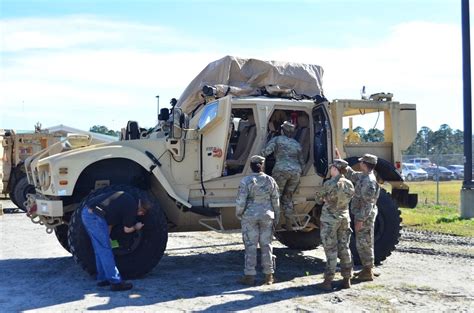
[399,181,474,237]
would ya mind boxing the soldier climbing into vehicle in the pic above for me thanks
[261,121,304,231]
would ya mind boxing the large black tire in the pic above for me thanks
[8,170,21,208]
[12,176,35,212]
[350,189,402,265]
[8,190,19,209]
[275,229,321,250]
[68,185,168,279]
[54,224,71,253]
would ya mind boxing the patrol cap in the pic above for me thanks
[281,121,296,133]
[358,153,378,165]
[250,155,265,164]
[330,158,348,170]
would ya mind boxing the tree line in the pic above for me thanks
[405,124,465,155]
[89,125,120,137]
[345,124,467,155]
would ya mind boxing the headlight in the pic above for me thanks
[38,164,51,190]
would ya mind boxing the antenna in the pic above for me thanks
[361,86,367,100]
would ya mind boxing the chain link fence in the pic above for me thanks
[402,154,469,168]
[401,154,471,207]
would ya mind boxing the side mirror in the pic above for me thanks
[158,108,170,121]
[171,108,183,139]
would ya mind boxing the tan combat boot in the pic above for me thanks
[264,274,274,285]
[354,267,374,281]
[238,275,255,286]
[341,277,351,289]
[316,277,333,291]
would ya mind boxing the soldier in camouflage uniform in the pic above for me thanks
[236,155,280,286]
[343,153,380,281]
[315,159,355,291]
[261,121,304,231]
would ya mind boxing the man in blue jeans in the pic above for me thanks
[81,190,149,291]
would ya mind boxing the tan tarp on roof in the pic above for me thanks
[177,55,324,114]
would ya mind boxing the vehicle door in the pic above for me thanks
[196,97,231,181]
[312,103,332,177]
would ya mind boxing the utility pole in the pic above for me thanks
[460,0,474,218]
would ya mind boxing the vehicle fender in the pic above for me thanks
[46,145,192,208]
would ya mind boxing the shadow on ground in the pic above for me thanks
[0,246,326,311]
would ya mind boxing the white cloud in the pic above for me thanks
[0,17,467,133]
[0,15,194,52]
[262,21,464,131]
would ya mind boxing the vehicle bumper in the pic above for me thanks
[34,199,64,217]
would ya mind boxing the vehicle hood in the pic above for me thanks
[413,169,427,174]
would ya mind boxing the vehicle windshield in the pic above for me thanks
[405,164,417,170]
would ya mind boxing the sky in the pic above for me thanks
[0,0,472,133]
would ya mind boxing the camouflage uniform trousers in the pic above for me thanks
[320,217,353,280]
[241,216,275,275]
[272,170,300,218]
[355,208,378,268]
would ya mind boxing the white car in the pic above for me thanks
[402,163,428,181]
[408,158,432,169]
[446,165,464,179]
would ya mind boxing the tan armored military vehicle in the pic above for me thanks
[25,56,417,278]
[1,128,62,211]
[2,125,117,212]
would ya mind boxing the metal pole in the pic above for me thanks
[462,0,473,187]
[460,0,474,218]
[436,155,440,205]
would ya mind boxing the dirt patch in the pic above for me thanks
[1,198,473,312]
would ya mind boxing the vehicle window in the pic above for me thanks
[224,108,256,176]
[263,109,311,175]
[198,101,219,130]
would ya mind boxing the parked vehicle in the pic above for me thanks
[425,166,455,181]
[23,56,419,277]
[408,158,432,169]
[402,163,428,181]
[0,129,62,211]
[446,165,464,179]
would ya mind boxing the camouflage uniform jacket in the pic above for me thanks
[236,172,280,220]
[261,135,304,173]
[345,167,380,222]
[315,174,355,221]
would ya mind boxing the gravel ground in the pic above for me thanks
[1,198,473,312]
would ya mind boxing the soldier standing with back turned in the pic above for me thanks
[315,159,355,291]
[236,155,280,286]
[339,151,380,281]
[261,121,304,231]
